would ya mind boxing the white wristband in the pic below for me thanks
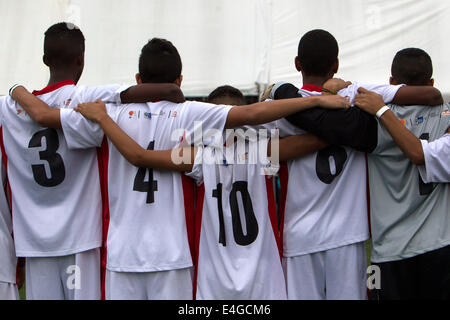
[376,105,390,119]
[9,84,23,97]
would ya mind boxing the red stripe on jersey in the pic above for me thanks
[265,177,283,259]
[97,137,110,301]
[278,162,289,256]
[0,127,12,214]
[192,184,205,300]
[365,154,372,238]
[32,80,76,96]
[181,175,196,261]
[302,84,323,93]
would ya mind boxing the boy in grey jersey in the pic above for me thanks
[357,48,450,300]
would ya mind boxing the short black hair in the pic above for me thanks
[44,22,85,67]
[391,48,433,86]
[208,85,246,106]
[139,38,182,83]
[298,29,339,77]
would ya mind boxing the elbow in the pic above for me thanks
[410,151,425,166]
[429,89,444,106]
[170,84,185,103]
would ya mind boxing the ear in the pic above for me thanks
[294,56,302,72]
[43,55,50,67]
[174,75,183,87]
[135,73,142,84]
[77,52,85,66]
[429,78,435,87]
[389,77,397,85]
[332,59,339,74]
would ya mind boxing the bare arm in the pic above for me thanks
[225,95,350,129]
[120,83,185,104]
[271,134,328,162]
[11,86,62,129]
[10,83,185,129]
[355,88,425,165]
[392,86,443,106]
[75,101,194,171]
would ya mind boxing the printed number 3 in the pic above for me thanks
[28,129,66,187]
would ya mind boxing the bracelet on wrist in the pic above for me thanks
[376,105,390,119]
[321,88,338,95]
[9,84,23,97]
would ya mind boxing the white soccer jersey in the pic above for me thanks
[0,98,16,284]
[419,134,450,183]
[187,133,286,300]
[271,82,402,257]
[60,101,232,273]
[0,81,125,257]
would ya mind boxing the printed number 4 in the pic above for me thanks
[133,141,158,203]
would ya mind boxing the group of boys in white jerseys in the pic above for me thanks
[0,23,448,300]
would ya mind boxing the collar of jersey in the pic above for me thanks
[32,80,76,96]
[302,84,323,92]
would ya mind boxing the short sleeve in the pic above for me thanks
[180,101,233,146]
[60,108,104,149]
[79,84,132,104]
[185,146,204,185]
[339,82,405,105]
[0,96,5,125]
[418,135,450,183]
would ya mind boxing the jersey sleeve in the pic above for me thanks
[0,96,5,126]
[339,82,404,105]
[418,134,450,183]
[79,84,132,104]
[180,102,233,146]
[60,108,105,149]
[185,146,204,185]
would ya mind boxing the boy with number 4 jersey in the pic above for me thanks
[64,100,340,300]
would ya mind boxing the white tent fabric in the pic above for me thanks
[1,0,449,97]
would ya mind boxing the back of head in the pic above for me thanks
[391,48,433,86]
[139,38,182,83]
[208,85,246,106]
[297,29,339,77]
[44,22,85,68]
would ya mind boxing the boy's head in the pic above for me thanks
[208,85,246,106]
[295,29,339,79]
[43,22,85,80]
[390,48,434,86]
[137,38,183,86]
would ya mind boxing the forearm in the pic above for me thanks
[120,83,185,104]
[226,97,320,128]
[97,115,193,171]
[379,110,425,165]
[275,134,328,162]
[286,108,378,153]
[392,86,443,106]
[11,86,61,128]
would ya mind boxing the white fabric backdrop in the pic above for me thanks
[1,0,449,97]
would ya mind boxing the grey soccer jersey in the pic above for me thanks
[368,103,450,263]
